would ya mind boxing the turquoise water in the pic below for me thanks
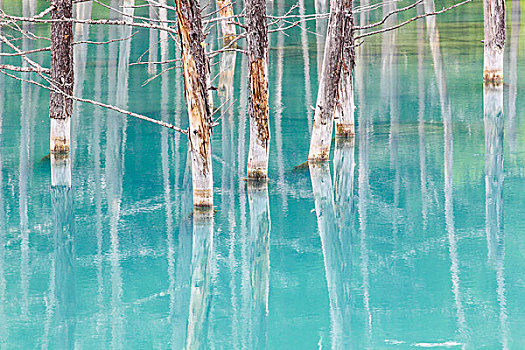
[1,0,525,348]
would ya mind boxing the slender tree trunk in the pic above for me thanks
[175,0,214,207]
[308,0,348,161]
[334,1,355,138]
[50,0,74,154]
[246,0,270,179]
[216,0,237,46]
[483,0,505,82]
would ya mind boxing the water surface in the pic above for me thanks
[1,0,525,348]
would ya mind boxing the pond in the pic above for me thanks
[1,0,525,348]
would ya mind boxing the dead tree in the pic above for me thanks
[334,0,355,138]
[49,0,74,154]
[175,0,214,208]
[483,0,505,82]
[216,0,237,46]
[246,0,270,180]
[308,0,347,161]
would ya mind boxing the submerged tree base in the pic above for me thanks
[335,123,355,138]
[483,69,504,83]
[50,118,71,154]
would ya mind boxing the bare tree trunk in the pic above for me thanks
[217,0,237,46]
[334,1,355,138]
[483,0,505,82]
[246,0,270,179]
[175,0,214,207]
[308,0,348,161]
[50,0,74,154]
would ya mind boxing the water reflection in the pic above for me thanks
[1,0,525,347]
[0,38,7,346]
[507,0,520,159]
[314,0,328,80]
[246,181,271,349]
[72,0,92,157]
[20,0,36,319]
[50,154,76,350]
[483,83,508,348]
[185,210,214,350]
[425,0,468,341]
[310,161,352,349]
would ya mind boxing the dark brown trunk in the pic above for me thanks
[175,0,214,207]
[246,0,270,179]
[49,0,74,153]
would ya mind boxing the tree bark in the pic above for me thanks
[246,0,270,179]
[50,0,74,154]
[334,0,355,138]
[308,0,348,161]
[175,0,214,207]
[483,0,505,82]
[216,0,237,46]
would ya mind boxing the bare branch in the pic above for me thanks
[355,0,424,30]
[355,0,472,39]
[0,70,188,135]
[0,64,50,73]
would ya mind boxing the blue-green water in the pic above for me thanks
[1,0,525,348]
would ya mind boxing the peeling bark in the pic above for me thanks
[216,0,237,46]
[334,0,355,138]
[49,0,74,154]
[483,0,505,82]
[246,0,270,179]
[308,0,349,161]
[175,0,214,207]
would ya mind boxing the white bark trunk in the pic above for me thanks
[483,0,505,82]
[50,118,71,154]
[308,0,349,161]
[334,71,355,137]
[216,0,237,46]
